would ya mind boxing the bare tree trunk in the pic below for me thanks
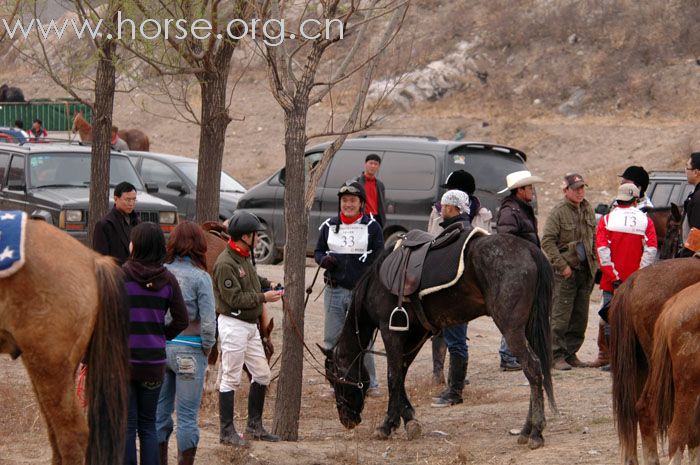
[86,37,116,246]
[194,42,234,222]
[273,103,309,440]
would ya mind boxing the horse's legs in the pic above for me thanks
[373,330,419,439]
[501,326,545,449]
[635,382,660,465]
[667,385,695,465]
[398,333,427,439]
[23,355,87,465]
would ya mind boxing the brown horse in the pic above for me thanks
[644,204,683,259]
[72,111,150,151]
[610,257,700,465]
[647,282,700,464]
[0,220,128,465]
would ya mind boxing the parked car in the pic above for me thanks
[595,170,691,218]
[127,151,247,222]
[237,135,532,264]
[0,127,25,143]
[647,170,691,208]
[0,143,178,243]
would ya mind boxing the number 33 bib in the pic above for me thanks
[327,223,370,254]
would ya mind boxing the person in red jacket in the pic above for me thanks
[595,183,657,370]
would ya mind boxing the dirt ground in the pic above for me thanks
[0,260,661,465]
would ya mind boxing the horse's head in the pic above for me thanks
[319,344,368,429]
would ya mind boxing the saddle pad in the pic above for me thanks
[0,211,27,278]
[418,227,488,298]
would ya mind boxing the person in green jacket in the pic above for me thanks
[213,211,282,446]
[541,173,598,371]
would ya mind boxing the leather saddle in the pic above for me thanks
[380,223,465,331]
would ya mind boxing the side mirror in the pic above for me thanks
[7,179,25,191]
[144,182,159,194]
[278,168,286,186]
[166,180,190,195]
[595,203,610,215]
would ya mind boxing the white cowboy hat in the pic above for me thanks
[497,170,545,194]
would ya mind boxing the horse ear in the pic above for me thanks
[316,343,331,358]
[671,203,682,222]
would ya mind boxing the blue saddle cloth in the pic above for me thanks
[0,211,27,277]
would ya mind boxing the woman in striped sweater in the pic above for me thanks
[123,222,188,465]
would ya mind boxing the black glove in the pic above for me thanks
[320,255,337,270]
[612,279,622,290]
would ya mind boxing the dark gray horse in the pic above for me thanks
[322,233,556,448]
[0,84,25,102]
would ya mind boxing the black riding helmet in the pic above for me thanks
[227,211,266,240]
[338,179,366,202]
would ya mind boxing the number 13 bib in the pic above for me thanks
[327,223,370,254]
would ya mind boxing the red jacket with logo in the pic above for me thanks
[595,205,657,292]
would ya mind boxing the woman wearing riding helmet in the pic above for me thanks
[314,180,385,397]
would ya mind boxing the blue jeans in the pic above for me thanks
[125,380,163,465]
[156,345,207,451]
[443,323,469,359]
[499,337,518,364]
[323,286,378,388]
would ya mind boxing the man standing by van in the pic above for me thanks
[355,154,386,227]
[541,173,598,371]
[93,181,140,265]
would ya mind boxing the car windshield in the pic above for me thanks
[29,153,144,189]
[176,162,246,192]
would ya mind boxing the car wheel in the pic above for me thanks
[384,230,406,250]
[255,229,280,264]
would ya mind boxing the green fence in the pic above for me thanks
[0,99,92,131]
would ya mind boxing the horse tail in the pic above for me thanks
[649,310,674,441]
[610,282,643,459]
[85,256,129,465]
[527,247,556,412]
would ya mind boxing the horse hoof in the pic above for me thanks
[372,428,390,440]
[405,420,422,440]
[527,435,544,450]
[517,434,529,445]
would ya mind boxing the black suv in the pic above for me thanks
[237,135,531,263]
[0,143,179,242]
[127,151,246,222]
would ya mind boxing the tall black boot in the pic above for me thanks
[246,383,280,442]
[219,391,246,446]
[431,335,446,385]
[431,354,467,408]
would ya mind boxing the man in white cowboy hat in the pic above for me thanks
[495,170,545,371]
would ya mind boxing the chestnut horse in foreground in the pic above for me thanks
[0,220,128,465]
[647,281,700,464]
[72,110,150,151]
[610,257,700,465]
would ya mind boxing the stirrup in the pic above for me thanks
[389,306,409,331]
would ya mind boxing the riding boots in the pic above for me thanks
[431,354,467,407]
[177,448,196,465]
[588,320,610,368]
[219,390,247,446]
[246,382,280,442]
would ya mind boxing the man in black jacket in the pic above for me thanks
[680,152,700,257]
[355,154,387,226]
[93,181,140,264]
[495,170,544,370]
